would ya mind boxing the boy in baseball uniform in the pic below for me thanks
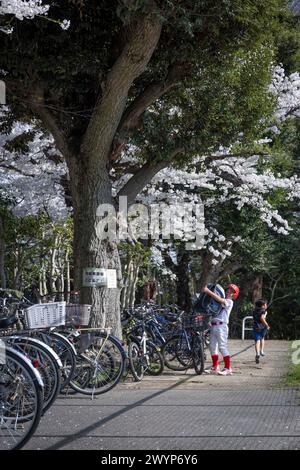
[203,283,239,376]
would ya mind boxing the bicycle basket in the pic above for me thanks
[65,304,91,326]
[24,302,66,329]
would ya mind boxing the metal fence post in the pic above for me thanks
[242,316,253,340]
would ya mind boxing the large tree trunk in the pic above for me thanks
[54,9,162,337]
[70,161,122,336]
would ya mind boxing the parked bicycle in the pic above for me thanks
[0,343,44,450]
[0,288,127,449]
[162,312,209,375]
[123,307,164,381]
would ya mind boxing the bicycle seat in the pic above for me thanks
[0,313,18,329]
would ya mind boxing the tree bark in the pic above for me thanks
[117,148,184,206]
[110,62,190,162]
[69,159,123,335]
[39,260,47,297]
[81,10,162,165]
[50,235,59,294]
[175,250,191,311]
[129,263,140,308]
[198,251,224,290]
[13,246,23,290]
[26,8,163,335]
[65,249,71,301]
[67,10,162,336]
[121,258,133,310]
[251,274,263,303]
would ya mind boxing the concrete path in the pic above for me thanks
[24,340,300,450]
[121,340,291,390]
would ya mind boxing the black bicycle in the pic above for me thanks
[162,313,208,375]
[123,309,164,381]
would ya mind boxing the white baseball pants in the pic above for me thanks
[209,324,230,357]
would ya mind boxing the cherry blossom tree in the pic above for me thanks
[1,1,299,333]
[0,0,49,20]
[0,0,69,33]
[0,110,68,219]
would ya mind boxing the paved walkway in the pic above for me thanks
[24,340,300,450]
[121,340,292,390]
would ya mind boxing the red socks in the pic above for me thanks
[211,355,219,368]
[224,355,231,370]
[211,355,231,369]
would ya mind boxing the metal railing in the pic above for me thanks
[242,316,253,340]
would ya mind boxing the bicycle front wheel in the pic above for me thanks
[0,347,43,450]
[69,332,126,395]
[6,336,61,414]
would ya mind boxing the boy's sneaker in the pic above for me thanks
[255,355,260,364]
[204,366,220,375]
[218,368,233,376]
[260,351,266,357]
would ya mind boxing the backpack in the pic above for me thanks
[192,283,225,316]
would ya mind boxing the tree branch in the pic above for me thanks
[204,151,270,164]
[81,5,162,166]
[26,85,71,159]
[219,261,242,278]
[0,164,35,178]
[116,147,184,206]
[5,79,71,159]
[217,170,243,187]
[110,61,191,162]
[268,272,284,305]
[268,294,290,307]
[283,105,300,118]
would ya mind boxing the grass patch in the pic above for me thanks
[283,363,300,387]
[282,342,300,388]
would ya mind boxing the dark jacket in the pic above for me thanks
[253,308,267,331]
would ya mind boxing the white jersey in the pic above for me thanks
[213,299,233,324]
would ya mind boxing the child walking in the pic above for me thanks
[253,299,270,364]
[202,283,240,376]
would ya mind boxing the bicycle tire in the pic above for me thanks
[6,336,61,414]
[145,341,164,376]
[69,332,126,395]
[0,347,43,450]
[43,332,76,391]
[128,340,144,381]
[193,334,205,375]
[162,334,193,371]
